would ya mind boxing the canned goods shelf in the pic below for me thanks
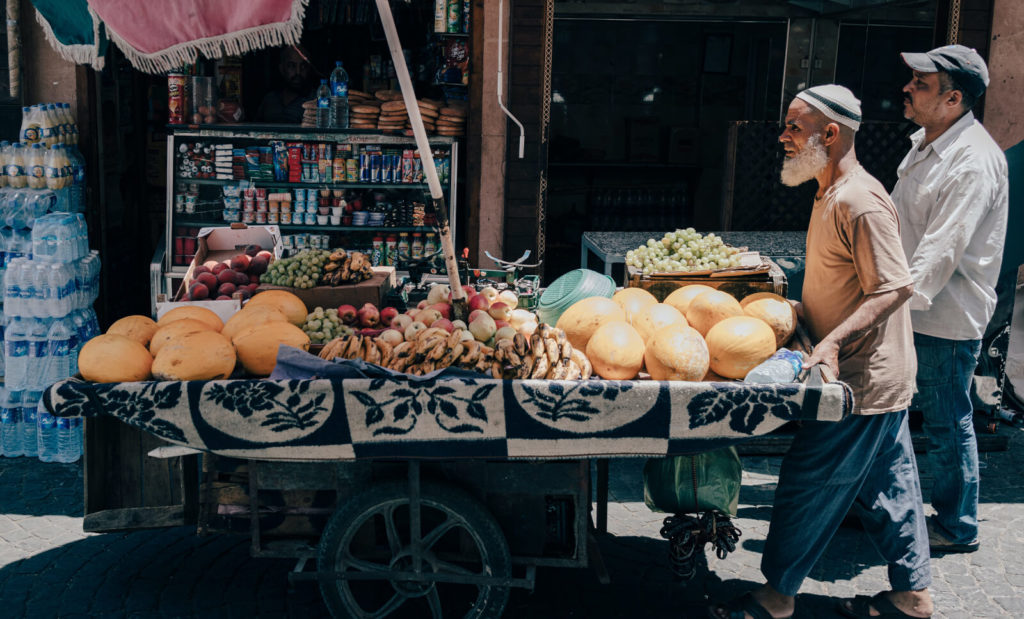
[175,219,433,233]
[175,177,429,190]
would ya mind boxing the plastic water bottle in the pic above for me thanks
[5,315,28,389]
[55,417,81,463]
[21,390,39,457]
[329,61,350,129]
[1,389,22,457]
[316,79,331,129]
[27,316,51,390]
[19,105,42,144]
[744,348,805,384]
[45,316,73,385]
[36,397,57,462]
[4,257,21,315]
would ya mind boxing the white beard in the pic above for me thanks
[780,134,828,187]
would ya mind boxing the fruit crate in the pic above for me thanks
[625,257,787,301]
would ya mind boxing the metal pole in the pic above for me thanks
[374,0,469,314]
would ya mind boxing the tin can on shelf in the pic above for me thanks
[370,153,383,183]
[267,211,279,224]
[242,210,255,224]
[255,211,267,224]
[281,211,292,224]
[168,72,186,124]
[359,153,371,182]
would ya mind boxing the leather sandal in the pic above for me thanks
[708,592,793,619]
[837,592,931,618]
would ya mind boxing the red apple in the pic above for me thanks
[256,250,273,261]
[468,309,488,323]
[244,244,261,257]
[468,294,490,312]
[338,304,357,325]
[203,260,220,271]
[216,295,231,300]
[357,303,380,328]
[212,262,229,275]
[494,319,510,330]
[429,302,452,320]
[380,306,399,326]
[417,309,442,327]
[248,274,260,285]
[432,318,454,333]
[217,282,237,297]
[230,254,251,271]
[244,283,259,293]
[189,283,209,300]
[487,302,511,322]
[233,271,250,286]
[216,269,235,285]
[248,256,269,276]
[194,265,211,276]
[417,299,429,310]
[195,272,218,290]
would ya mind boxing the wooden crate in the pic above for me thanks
[625,259,787,301]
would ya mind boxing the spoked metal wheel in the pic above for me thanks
[317,478,511,619]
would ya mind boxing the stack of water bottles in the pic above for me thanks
[1,102,86,214]
[0,213,100,462]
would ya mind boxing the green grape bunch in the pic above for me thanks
[625,228,743,275]
[302,306,354,344]
[263,248,333,289]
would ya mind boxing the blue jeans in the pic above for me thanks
[913,332,982,545]
[761,411,931,596]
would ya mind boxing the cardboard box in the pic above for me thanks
[626,258,787,301]
[256,267,396,311]
[159,224,283,320]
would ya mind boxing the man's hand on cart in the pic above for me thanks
[802,337,839,381]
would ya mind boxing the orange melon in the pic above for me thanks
[612,287,658,322]
[245,290,308,325]
[152,331,236,381]
[685,289,744,337]
[644,324,709,381]
[663,284,717,314]
[233,322,311,376]
[743,297,796,347]
[157,305,224,332]
[79,334,153,383]
[585,321,645,380]
[150,318,216,356]
[107,315,159,346]
[705,316,777,379]
[555,296,626,352]
[633,303,688,343]
[739,291,789,308]
[222,305,290,341]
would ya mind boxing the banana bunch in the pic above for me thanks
[319,250,374,286]
[320,328,496,376]
[492,324,593,380]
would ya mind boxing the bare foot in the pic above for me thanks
[839,589,933,618]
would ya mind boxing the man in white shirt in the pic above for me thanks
[891,45,1009,554]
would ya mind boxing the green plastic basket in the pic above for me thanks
[536,269,616,326]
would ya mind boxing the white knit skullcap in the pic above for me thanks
[795,85,862,131]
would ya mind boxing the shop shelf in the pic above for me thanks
[173,220,434,234]
[174,178,430,190]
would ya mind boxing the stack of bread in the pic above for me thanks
[378,100,408,132]
[435,104,467,136]
[301,100,317,128]
[349,102,381,129]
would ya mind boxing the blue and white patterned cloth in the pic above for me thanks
[45,346,853,462]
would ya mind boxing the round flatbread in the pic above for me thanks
[374,89,401,102]
[440,106,466,117]
[351,105,381,114]
[417,107,439,118]
[301,100,317,110]
[437,115,466,125]
[420,98,443,109]
[381,100,407,112]
[348,89,371,100]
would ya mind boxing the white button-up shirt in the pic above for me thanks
[891,111,1008,341]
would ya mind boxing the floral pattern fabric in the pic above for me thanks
[44,375,852,461]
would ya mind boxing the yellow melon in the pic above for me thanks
[150,318,216,356]
[585,321,645,380]
[663,284,716,314]
[555,296,626,351]
[685,289,744,337]
[739,291,789,308]
[152,332,236,381]
[644,324,709,381]
[633,303,688,343]
[743,297,796,347]
[612,287,658,322]
[705,316,777,379]
[703,369,730,382]
[157,305,224,332]
[107,315,159,346]
[79,334,153,383]
[233,322,311,376]
[245,290,308,326]
[221,305,290,341]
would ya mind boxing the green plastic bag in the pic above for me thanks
[642,447,742,516]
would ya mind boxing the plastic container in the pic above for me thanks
[1,388,22,457]
[55,416,81,463]
[536,268,616,326]
[744,348,804,384]
[36,401,57,462]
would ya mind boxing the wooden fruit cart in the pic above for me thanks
[45,359,851,618]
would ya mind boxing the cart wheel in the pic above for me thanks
[317,479,511,619]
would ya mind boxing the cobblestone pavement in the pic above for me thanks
[2,426,1023,618]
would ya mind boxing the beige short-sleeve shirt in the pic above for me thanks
[802,166,916,415]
